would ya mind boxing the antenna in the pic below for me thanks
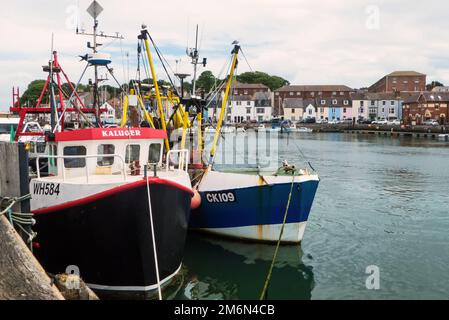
[187,24,207,97]
[76,0,124,125]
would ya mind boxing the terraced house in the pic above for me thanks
[402,92,449,125]
[274,85,354,116]
[351,92,409,121]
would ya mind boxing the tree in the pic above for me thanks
[236,71,289,91]
[196,71,217,93]
[20,80,47,106]
[426,81,444,91]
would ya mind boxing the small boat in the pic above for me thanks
[256,124,266,132]
[31,127,193,293]
[297,127,313,133]
[0,115,19,142]
[438,134,449,141]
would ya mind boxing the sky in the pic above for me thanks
[1,0,449,110]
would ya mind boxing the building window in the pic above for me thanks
[360,101,364,106]
[389,108,395,114]
[257,108,264,113]
[63,146,86,168]
[340,92,344,95]
[246,107,251,114]
[247,101,251,106]
[291,116,295,121]
[291,108,295,113]
[246,116,251,121]
[236,101,241,106]
[343,100,349,105]
[332,92,337,96]
[289,92,294,96]
[371,101,375,106]
[332,99,337,105]
[360,107,364,113]
[321,100,326,105]
[390,101,395,106]
[97,144,115,166]
[296,92,301,96]
[311,92,315,97]
[244,90,248,95]
[318,92,322,96]
[275,92,279,96]
[343,108,347,113]
[234,90,238,95]
[308,109,313,115]
[436,104,440,110]
[382,101,386,106]
[320,108,324,113]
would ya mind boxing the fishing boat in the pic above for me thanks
[30,127,193,293]
[188,44,320,244]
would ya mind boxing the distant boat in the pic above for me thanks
[298,127,313,133]
[438,134,449,141]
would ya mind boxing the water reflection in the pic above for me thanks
[176,233,315,300]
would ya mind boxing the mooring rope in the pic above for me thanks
[259,172,296,300]
[144,166,163,300]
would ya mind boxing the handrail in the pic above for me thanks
[36,154,127,183]
[165,149,189,172]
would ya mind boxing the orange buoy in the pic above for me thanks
[190,189,201,209]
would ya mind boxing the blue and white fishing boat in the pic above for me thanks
[190,168,319,243]
[188,44,320,244]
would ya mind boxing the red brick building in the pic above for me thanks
[224,81,270,96]
[273,85,354,116]
[402,92,449,125]
[368,71,426,93]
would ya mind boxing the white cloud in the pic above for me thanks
[2,0,449,110]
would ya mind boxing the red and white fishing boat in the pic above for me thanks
[30,127,193,294]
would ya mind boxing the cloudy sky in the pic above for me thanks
[1,0,448,110]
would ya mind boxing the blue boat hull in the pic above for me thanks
[190,173,319,243]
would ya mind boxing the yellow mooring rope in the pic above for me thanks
[259,172,296,300]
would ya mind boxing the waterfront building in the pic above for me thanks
[212,88,272,123]
[402,92,449,125]
[316,97,352,121]
[368,71,426,93]
[274,85,354,116]
[351,92,408,121]
[431,86,449,93]
[282,98,305,122]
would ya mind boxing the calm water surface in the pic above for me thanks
[174,133,449,300]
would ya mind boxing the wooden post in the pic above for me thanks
[0,142,63,300]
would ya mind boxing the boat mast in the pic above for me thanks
[209,44,240,166]
[187,25,207,96]
[76,1,123,126]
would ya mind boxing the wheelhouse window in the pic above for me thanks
[148,143,162,164]
[125,144,140,164]
[97,144,115,166]
[64,146,86,168]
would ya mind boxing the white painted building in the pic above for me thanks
[100,102,117,124]
[351,92,405,121]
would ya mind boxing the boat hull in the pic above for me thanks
[190,171,319,243]
[32,180,192,293]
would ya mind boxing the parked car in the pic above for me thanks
[316,119,328,124]
[328,119,340,124]
[357,119,372,124]
[304,117,316,124]
[373,119,388,125]
[423,120,439,126]
[388,119,401,126]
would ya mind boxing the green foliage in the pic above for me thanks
[21,80,47,106]
[196,71,217,93]
[236,71,289,91]
[426,81,444,91]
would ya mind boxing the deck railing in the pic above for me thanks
[165,149,189,172]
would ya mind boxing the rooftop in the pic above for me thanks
[276,85,354,92]
[387,71,426,77]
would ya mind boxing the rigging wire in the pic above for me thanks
[240,47,254,72]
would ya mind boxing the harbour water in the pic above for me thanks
[175,133,449,300]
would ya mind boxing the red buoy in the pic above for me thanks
[191,190,201,209]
